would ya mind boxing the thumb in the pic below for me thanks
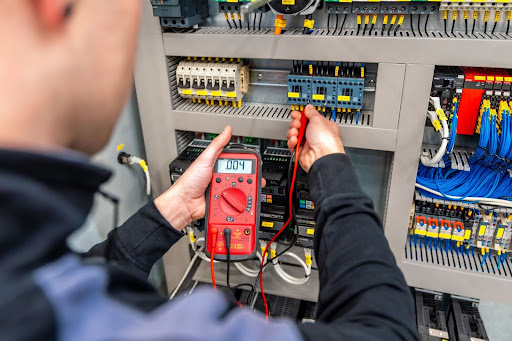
[198,126,232,167]
[304,104,321,120]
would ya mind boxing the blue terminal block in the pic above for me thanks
[287,75,312,106]
[336,77,365,110]
[311,77,338,108]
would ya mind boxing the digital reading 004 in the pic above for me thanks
[216,159,253,174]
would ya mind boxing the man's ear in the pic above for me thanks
[33,0,71,31]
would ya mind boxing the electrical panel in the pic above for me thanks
[170,56,376,126]
[408,66,512,283]
[150,0,512,37]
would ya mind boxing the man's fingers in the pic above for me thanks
[261,178,267,188]
[287,127,298,139]
[289,119,301,130]
[290,111,301,120]
[287,136,297,152]
[197,126,232,167]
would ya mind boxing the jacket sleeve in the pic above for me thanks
[297,154,419,341]
[82,201,183,279]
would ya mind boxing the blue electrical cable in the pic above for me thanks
[447,101,458,153]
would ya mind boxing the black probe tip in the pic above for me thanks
[224,228,232,248]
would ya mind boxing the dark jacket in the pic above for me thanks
[0,149,419,340]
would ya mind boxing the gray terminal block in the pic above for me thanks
[352,2,381,14]
[410,2,439,15]
[150,0,209,28]
[324,1,352,14]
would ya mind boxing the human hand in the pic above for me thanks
[155,126,266,231]
[287,104,345,172]
[0,1,140,154]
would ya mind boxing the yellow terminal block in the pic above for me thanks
[390,14,397,25]
[383,14,389,25]
[464,10,468,20]
[303,19,315,29]
[452,11,457,20]
[364,14,370,25]
[357,14,362,25]
[372,14,377,25]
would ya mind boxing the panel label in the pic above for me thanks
[282,0,295,4]
[197,90,207,96]
[182,89,193,95]
[288,92,300,98]
[338,95,351,101]
[464,229,472,239]
[307,228,315,235]
[226,92,237,98]
[312,94,325,100]
[262,221,274,228]
[211,91,222,97]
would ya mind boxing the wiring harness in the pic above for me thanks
[417,98,512,207]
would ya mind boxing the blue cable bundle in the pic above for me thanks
[417,101,512,203]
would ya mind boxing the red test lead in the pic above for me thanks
[259,107,309,320]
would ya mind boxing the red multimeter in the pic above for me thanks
[205,148,262,261]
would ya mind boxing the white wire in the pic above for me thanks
[415,183,512,208]
[272,252,311,285]
[420,111,449,167]
[191,237,219,263]
[234,262,259,277]
[170,246,201,300]
[144,170,151,196]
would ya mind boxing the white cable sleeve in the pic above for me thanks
[145,170,151,196]
[234,262,259,277]
[272,252,311,285]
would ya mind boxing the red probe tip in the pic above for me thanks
[297,108,309,147]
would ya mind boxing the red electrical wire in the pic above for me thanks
[259,109,308,320]
[210,228,218,290]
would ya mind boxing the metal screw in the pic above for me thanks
[257,73,263,80]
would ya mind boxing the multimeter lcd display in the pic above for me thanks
[216,159,253,174]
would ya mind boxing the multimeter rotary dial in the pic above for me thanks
[219,188,247,216]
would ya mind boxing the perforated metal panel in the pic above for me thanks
[253,293,301,319]
[188,27,511,40]
[175,101,373,126]
[405,237,512,278]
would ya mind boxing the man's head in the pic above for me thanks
[0,0,141,155]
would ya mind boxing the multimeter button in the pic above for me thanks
[238,177,243,182]
[216,178,221,183]
[247,179,253,184]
